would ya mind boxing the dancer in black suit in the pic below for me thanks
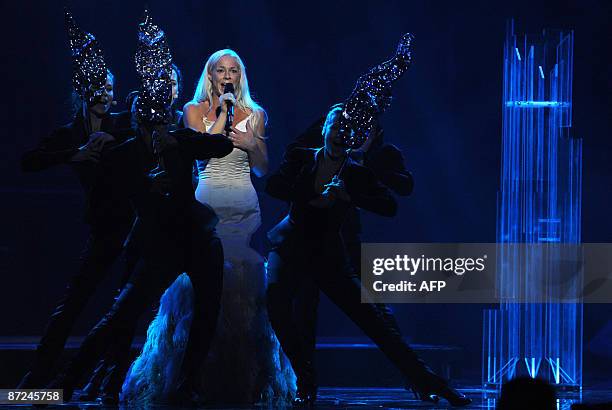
[266,106,470,408]
[18,11,134,389]
[47,11,233,404]
[266,34,471,407]
[78,63,185,405]
[285,109,415,400]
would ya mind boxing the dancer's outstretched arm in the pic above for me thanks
[265,147,316,203]
[22,126,84,171]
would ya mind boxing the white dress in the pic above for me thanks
[121,115,296,406]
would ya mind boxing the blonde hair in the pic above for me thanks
[192,49,266,132]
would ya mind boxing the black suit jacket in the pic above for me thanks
[101,126,233,268]
[266,147,396,245]
[21,111,135,228]
[288,118,413,245]
[102,127,233,225]
[289,117,414,196]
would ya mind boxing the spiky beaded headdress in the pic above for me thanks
[134,9,173,124]
[65,9,108,105]
[338,33,414,148]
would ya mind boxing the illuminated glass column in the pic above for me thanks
[483,21,582,393]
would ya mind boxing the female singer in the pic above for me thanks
[125,49,295,406]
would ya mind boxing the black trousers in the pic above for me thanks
[80,230,148,398]
[59,220,224,395]
[266,234,428,391]
[23,219,132,387]
[81,321,136,398]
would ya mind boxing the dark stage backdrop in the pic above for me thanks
[1,0,610,382]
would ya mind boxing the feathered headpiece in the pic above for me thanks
[65,9,108,105]
[134,9,173,124]
[338,33,414,148]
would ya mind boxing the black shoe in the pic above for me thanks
[166,382,200,407]
[46,374,75,404]
[99,392,119,406]
[411,385,471,407]
[17,370,48,389]
[292,388,317,407]
[409,373,471,407]
[294,361,317,407]
[77,387,99,402]
[17,371,36,389]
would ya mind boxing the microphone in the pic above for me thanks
[223,83,234,132]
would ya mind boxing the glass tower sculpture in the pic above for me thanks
[483,20,582,393]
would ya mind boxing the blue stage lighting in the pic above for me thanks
[483,20,582,394]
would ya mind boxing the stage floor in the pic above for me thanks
[2,387,611,409]
[315,387,607,409]
[2,338,610,408]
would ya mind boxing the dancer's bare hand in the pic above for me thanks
[323,177,350,202]
[70,147,100,163]
[71,132,114,163]
[87,131,115,151]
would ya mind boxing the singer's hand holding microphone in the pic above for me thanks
[219,92,237,114]
[220,82,256,151]
[220,83,236,135]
